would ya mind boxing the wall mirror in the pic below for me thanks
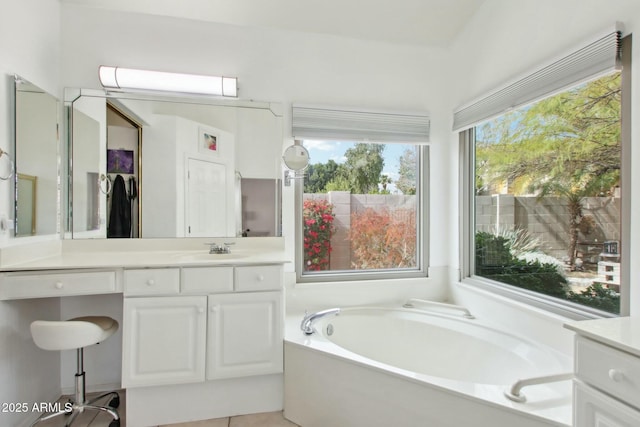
[283,144,310,171]
[14,75,60,237]
[65,89,283,239]
[283,143,309,187]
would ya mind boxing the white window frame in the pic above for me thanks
[458,36,631,319]
[295,143,430,283]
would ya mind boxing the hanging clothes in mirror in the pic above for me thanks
[128,176,138,238]
[108,174,131,238]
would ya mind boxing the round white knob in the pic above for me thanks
[257,275,265,281]
[211,306,218,313]
[198,307,205,314]
[55,281,63,289]
[608,368,624,382]
[146,279,155,286]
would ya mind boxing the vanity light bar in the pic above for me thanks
[98,66,238,97]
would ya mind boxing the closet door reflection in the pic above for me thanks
[71,97,142,238]
[106,104,141,238]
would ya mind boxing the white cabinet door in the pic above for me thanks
[575,381,640,427]
[207,292,283,380]
[122,296,207,387]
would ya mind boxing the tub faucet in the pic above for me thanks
[300,308,341,335]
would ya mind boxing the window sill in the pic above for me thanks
[459,276,617,321]
[296,268,428,284]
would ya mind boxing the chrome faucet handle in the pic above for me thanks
[205,242,222,254]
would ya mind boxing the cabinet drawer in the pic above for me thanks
[181,267,233,294]
[576,336,640,409]
[0,270,117,300]
[234,265,282,292]
[124,268,180,296]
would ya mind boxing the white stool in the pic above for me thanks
[30,316,121,427]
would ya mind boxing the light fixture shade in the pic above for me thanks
[98,66,237,97]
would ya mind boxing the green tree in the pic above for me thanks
[396,148,417,195]
[305,160,340,193]
[476,73,621,267]
[379,174,392,194]
[320,143,385,194]
[324,174,351,192]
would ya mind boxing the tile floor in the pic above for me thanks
[34,391,299,427]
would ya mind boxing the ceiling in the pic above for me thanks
[61,0,486,47]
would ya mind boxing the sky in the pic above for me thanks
[302,140,414,193]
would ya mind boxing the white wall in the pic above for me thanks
[447,0,640,317]
[0,1,62,426]
[59,4,455,305]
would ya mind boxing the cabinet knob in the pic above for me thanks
[55,281,64,289]
[608,368,624,382]
[146,279,155,286]
[198,307,205,314]
[257,275,265,282]
[211,306,218,313]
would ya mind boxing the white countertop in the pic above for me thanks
[0,237,289,271]
[565,316,640,358]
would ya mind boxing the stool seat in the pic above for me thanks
[31,316,118,351]
[30,316,120,427]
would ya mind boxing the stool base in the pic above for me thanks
[32,349,120,427]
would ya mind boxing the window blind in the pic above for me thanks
[292,105,430,143]
[453,29,622,132]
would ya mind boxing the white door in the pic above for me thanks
[122,296,207,387]
[186,158,227,237]
[207,292,283,380]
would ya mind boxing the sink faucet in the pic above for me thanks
[207,242,234,254]
[300,308,341,335]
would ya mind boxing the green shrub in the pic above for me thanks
[568,283,620,314]
[475,231,568,298]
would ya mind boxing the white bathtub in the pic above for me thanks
[284,306,572,427]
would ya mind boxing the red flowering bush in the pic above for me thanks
[349,207,416,269]
[303,199,336,271]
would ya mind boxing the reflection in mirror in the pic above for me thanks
[16,174,37,235]
[66,90,283,239]
[241,178,282,237]
[14,76,59,237]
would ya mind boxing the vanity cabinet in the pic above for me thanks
[567,319,640,427]
[207,291,283,380]
[122,264,283,389]
[122,295,207,387]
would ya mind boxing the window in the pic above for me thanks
[296,140,428,281]
[462,69,627,317]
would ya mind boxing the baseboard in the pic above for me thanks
[60,382,122,397]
